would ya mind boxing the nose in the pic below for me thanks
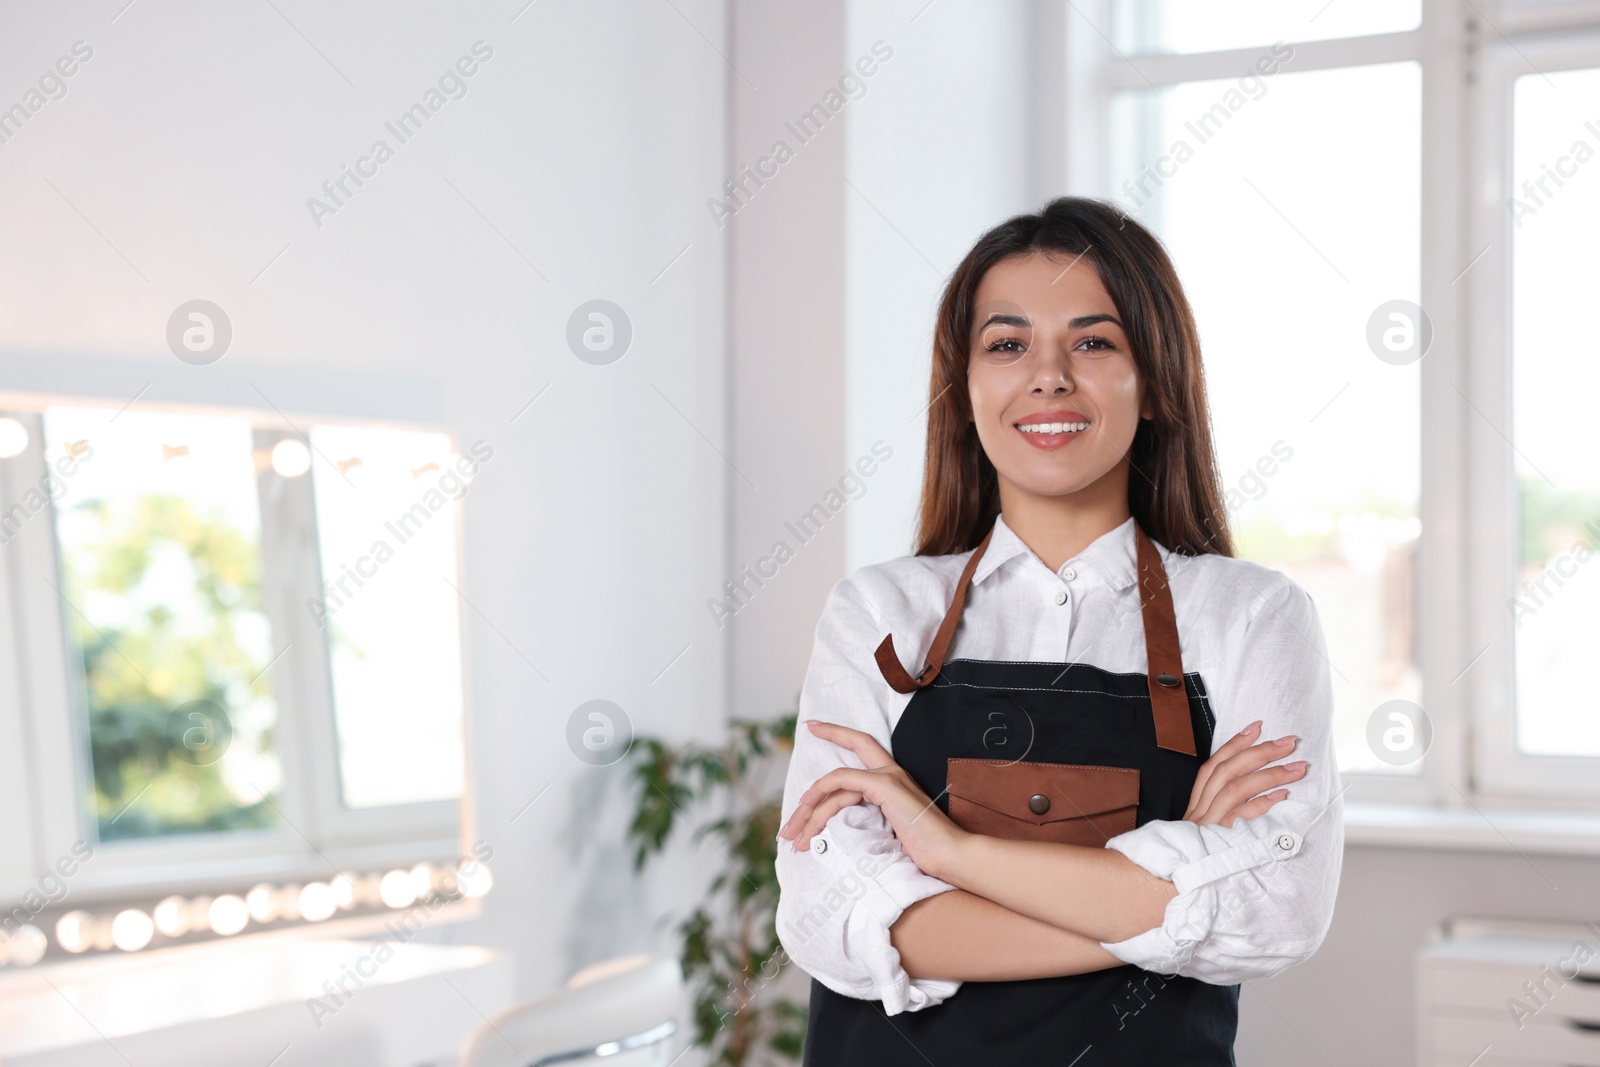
[1028,342,1074,396]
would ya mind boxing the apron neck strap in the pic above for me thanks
[1135,522,1197,757]
[874,523,995,694]
[873,518,1198,758]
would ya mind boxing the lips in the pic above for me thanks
[1014,409,1090,450]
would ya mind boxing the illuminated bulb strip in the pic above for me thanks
[1,860,492,966]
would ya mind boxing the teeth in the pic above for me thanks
[1018,421,1089,434]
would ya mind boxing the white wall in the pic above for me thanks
[843,0,1045,570]
[726,0,848,730]
[0,0,729,1009]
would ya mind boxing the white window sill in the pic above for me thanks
[1344,801,1600,857]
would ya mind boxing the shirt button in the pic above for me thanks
[1277,834,1295,851]
[814,838,828,854]
[1061,567,1077,581]
[1054,590,1068,605]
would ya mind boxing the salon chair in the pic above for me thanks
[456,954,682,1067]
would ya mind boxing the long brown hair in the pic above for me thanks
[914,196,1234,560]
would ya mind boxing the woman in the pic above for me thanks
[773,197,1341,1065]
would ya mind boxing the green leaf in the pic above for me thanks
[619,710,807,1063]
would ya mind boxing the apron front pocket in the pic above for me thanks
[945,758,1140,846]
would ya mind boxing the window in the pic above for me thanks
[45,407,284,842]
[1108,59,1424,775]
[1111,0,1420,54]
[1076,0,1600,802]
[0,400,472,907]
[307,425,468,809]
[1508,65,1600,762]
[1472,24,1600,799]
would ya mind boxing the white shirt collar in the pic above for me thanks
[973,512,1143,591]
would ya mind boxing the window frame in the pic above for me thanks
[1469,23,1600,802]
[0,402,463,908]
[1068,0,1600,808]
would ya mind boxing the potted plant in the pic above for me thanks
[624,713,806,1066]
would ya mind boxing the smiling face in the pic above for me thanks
[967,252,1151,507]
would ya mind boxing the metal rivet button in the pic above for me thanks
[1028,793,1051,815]
[814,838,828,854]
[1054,590,1068,605]
[1155,673,1181,688]
[1061,567,1077,581]
[1277,834,1294,851]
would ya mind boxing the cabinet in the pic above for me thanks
[1419,919,1600,1066]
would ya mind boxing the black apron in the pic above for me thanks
[802,518,1238,1066]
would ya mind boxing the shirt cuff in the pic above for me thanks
[788,830,962,1014]
[1096,819,1306,974]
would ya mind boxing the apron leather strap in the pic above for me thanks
[873,518,1198,757]
[874,524,995,694]
[1134,523,1197,757]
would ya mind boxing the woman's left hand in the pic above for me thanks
[777,720,968,879]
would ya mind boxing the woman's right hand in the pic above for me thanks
[1182,720,1307,827]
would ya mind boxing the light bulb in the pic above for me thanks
[298,882,337,923]
[379,869,416,909]
[0,418,28,459]
[246,884,279,923]
[458,861,493,899]
[111,910,154,952]
[270,439,312,477]
[154,896,189,937]
[56,911,92,953]
[7,925,47,967]
[209,894,249,936]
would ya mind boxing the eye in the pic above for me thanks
[985,336,1026,353]
[1076,334,1116,352]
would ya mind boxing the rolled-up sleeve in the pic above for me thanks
[774,576,962,1014]
[1098,573,1344,983]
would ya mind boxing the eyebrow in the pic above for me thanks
[977,312,1124,330]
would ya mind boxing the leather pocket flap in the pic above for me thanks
[945,759,1140,826]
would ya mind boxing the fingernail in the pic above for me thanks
[1237,720,1262,737]
[1269,789,1289,799]
[1286,760,1309,771]
[1275,735,1299,746]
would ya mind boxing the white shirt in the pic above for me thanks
[773,513,1343,1015]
